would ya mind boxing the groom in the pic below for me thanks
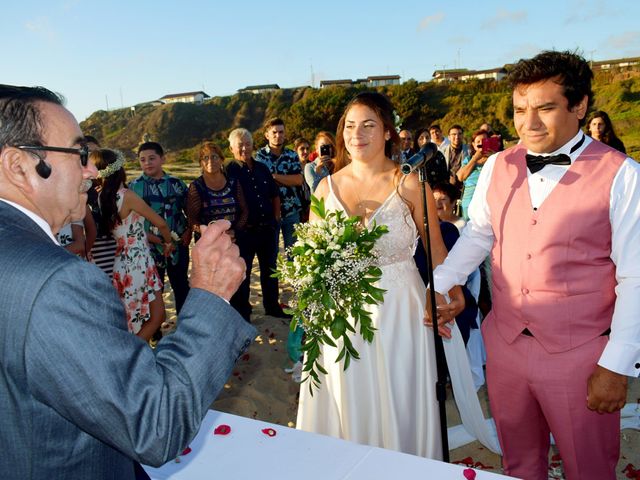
[0,85,255,479]
[433,51,640,479]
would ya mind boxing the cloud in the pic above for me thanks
[63,0,81,10]
[25,16,57,41]
[481,9,527,30]
[417,13,445,32]
[605,31,640,50]
[563,1,618,24]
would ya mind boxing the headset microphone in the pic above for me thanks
[35,158,52,179]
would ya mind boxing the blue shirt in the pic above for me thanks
[129,173,188,267]
[255,145,302,218]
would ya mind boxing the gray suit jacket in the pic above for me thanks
[0,201,255,479]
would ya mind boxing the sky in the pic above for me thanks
[4,0,640,122]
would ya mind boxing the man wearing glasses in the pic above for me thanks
[0,85,255,479]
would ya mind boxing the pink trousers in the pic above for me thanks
[483,318,620,480]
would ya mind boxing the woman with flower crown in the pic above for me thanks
[296,92,465,459]
[91,148,174,341]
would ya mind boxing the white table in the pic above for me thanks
[143,410,516,479]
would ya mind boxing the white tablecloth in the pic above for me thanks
[143,410,515,479]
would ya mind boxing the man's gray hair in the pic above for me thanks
[0,85,64,150]
[228,128,253,146]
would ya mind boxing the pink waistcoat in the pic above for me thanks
[486,140,626,353]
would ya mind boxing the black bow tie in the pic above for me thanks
[525,153,571,174]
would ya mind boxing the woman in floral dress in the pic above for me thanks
[91,148,174,341]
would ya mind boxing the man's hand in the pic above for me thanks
[587,365,628,413]
[424,287,465,339]
[190,220,246,301]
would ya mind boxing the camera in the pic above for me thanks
[482,136,501,154]
[320,144,332,158]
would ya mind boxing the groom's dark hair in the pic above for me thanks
[0,85,64,150]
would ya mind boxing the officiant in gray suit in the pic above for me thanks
[0,85,255,479]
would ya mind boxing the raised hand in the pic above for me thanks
[189,220,246,301]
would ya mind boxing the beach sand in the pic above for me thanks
[161,261,640,479]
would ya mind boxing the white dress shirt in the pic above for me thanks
[434,131,640,377]
[0,198,59,245]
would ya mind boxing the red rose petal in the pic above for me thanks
[463,468,476,480]
[214,424,231,435]
[241,353,250,361]
[181,447,192,455]
[261,428,277,437]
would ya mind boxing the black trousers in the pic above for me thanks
[157,244,190,314]
[231,225,280,321]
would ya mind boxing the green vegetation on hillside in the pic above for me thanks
[80,69,640,169]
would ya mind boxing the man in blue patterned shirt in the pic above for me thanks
[130,142,190,328]
[255,118,303,254]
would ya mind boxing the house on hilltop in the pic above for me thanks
[159,91,210,105]
[238,84,280,94]
[367,75,401,87]
[320,79,354,88]
[592,56,640,71]
[432,68,506,82]
[319,75,401,88]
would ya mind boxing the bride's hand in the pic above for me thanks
[424,286,465,339]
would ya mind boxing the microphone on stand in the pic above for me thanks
[400,142,439,175]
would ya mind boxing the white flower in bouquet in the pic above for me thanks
[275,196,389,394]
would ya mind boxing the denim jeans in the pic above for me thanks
[279,211,300,257]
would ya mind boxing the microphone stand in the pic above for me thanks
[416,163,450,463]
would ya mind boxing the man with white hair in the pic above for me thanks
[226,128,287,321]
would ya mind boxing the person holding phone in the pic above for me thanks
[455,130,493,220]
[304,131,336,193]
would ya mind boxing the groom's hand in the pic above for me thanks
[587,365,628,413]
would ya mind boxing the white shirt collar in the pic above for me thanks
[0,198,59,244]
[527,130,591,163]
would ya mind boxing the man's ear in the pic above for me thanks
[574,95,589,121]
[0,147,36,191]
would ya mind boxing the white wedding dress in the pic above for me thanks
[296,177,442,459]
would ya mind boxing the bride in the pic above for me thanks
[296,92,464,458]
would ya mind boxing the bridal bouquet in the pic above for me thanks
[275,196,388,393]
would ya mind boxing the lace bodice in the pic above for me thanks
[326,177,418,267]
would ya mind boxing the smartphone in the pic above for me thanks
[320,144,333,157]
[482,136,501,154]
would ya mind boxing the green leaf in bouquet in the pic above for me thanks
[321,332,337,348]
[310,194,326,219]
[369,286,385,302]
[330,315,346,339]
[321,292,336,310]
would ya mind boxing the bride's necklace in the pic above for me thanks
[349,166,391,219]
